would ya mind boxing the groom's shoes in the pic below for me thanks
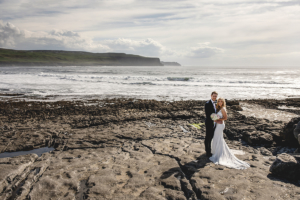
[206,152,212,157]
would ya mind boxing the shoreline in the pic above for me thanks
[0,92,300,101]
[0,97,299,152]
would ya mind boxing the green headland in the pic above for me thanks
[0,48,163,66]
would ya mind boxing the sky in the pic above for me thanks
[0,0,300,66]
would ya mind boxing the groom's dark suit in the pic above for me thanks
[205,99,216,155]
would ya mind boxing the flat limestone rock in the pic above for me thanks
[0,99,300,199]
[142,137,300,200]
[191,152,300,200]
[0,154,38,199]
[1,144,193,200]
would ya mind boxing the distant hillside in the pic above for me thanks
[0,48,163,66]
[161,61,181,66]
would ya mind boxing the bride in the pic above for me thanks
[209,98,250,170]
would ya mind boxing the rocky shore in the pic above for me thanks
[0,98,299,199]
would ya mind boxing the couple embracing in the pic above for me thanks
[204,91,250,170]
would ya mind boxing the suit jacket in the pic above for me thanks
[205,100,216,126]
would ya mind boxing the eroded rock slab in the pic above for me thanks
[0,154,38,199]
[0,145,195,200]
[191,152,300,200]
[0,98,300,199]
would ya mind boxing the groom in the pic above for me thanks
[205,91,218,157]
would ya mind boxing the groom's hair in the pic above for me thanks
[211,91,218,95]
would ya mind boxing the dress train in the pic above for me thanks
[209,110,250,170]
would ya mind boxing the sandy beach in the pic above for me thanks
[0,97,299,199]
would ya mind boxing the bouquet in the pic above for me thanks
[210,113,220,121]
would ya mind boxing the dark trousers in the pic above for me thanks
[205,123,215,154]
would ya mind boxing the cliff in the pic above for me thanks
[0,48,163,66]
[161,61,181,66]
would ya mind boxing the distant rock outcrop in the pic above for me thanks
[161,61,181,66]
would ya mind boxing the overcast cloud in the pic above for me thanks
[0,0,299,66]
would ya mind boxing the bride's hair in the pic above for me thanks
[216,97,226,112]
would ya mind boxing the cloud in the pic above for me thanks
[103,38,172,56]
[187,42,224,58]
[0,21,172,57]
[0,21,25,47]
[1,0,300,66]
[0,20,110,52]
[50,29,80,37]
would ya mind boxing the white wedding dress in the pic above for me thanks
[209,108,250,170]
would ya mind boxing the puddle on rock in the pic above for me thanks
[239,103,299,122]
[0,147,55,159]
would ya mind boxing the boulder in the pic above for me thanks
[259,147,272,156]
[224,129,241,140]
[270,131,282,144]
[281,117,300,147]
[294,121,300,144]
[224,125,256,141]
[294,122,300,153]
[231,105,243,111]
[242,131,273,146]
[226,100,239,106]
[242,131,258,144]
[269,153,300,181]
[258,132,273,145]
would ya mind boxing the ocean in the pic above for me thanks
[0,66,299,101]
